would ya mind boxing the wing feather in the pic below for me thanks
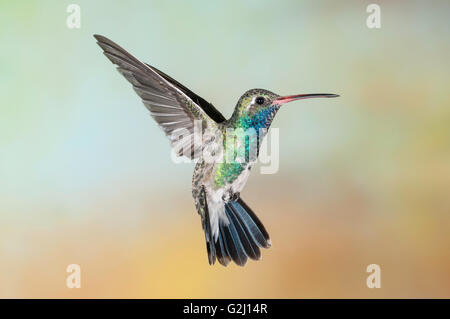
[94,34,226,159]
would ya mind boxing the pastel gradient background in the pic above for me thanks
[1,1,449,298]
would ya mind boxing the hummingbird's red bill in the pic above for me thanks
[274,93,339,105]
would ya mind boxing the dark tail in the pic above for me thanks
[203,197,271,267]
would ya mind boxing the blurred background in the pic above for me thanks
[1,0,449,298]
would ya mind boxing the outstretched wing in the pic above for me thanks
[94,34,226,158]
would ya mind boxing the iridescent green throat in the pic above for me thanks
[213,104,280,188]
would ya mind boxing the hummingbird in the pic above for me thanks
[94,35,338,266]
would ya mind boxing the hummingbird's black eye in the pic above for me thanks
[255,97,265,105]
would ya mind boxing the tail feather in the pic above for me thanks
[221,219,248,266]
[225,204,261,261]
[203,196,271,267]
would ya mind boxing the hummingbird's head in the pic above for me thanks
[230,88,339,131]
